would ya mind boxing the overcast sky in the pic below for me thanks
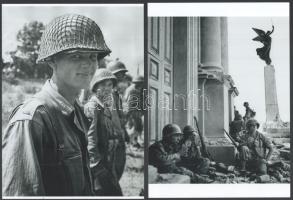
[2,4,144,76]
[228,17,290,123]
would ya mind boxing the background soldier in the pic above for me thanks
[84,69,123,196]
[2,14,111,196]
[243,102,256,125]
[106,59,129,181]
[229,112,245,142]
[149,124,194,178]
[124,75,144,147]
[238,119,274,175]
[124,73,133,88]
[107,59,129,97]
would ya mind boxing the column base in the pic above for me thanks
[205,137,237,165]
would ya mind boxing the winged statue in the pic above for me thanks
[252,25,274,65]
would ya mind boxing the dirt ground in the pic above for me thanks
[120,150,144,196]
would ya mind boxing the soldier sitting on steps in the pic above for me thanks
[237,119,274,175]
[179,125,211,175]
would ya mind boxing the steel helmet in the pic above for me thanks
[183,125,197,135]
[90,68,116,92]
[132,75,144,83]
[37,14,111,63]
[246,119,260,129]
[107,59,128,75]
[162,124,182,139]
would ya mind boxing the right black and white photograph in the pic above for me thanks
[147,2,290,198]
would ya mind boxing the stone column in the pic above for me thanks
[198,17,236,165]
[200,17,222,71]
[221,17,229,74]
[173,17,199,128]
[264,65,280,122]
[173,17,188,127]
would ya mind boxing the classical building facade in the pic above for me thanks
[148,17,239,164]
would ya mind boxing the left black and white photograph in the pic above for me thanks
[2,4,144,197]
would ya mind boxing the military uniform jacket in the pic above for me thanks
[2,80,93,196]
[84,96,121,188]
[239,130,272,159]
[229,120,245,141]
[149,140,181,173]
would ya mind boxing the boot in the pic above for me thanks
[240,161,246,172]
[240,161,249,176]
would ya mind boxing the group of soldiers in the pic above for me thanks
[149,124,213,183]
[2,14,144,196]
[149,102,274,183]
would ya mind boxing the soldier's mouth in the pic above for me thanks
[77,73,90,77]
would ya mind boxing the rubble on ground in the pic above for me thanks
[156,173,190,183]
[148,165,190,184]
[148,142,290,184]
[210,160,290,184]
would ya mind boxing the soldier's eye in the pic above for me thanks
[70,54,81,60]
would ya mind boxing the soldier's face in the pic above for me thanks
[95,79,114,99]
[170,134,182,145]
[115,71,126,82]
[247,124,257,133]
[53,52,98,90]
[116,80,128,94]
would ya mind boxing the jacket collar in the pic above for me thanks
[39,79,76,116]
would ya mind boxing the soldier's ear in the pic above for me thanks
[47,58,57,71]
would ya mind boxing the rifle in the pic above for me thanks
[193,116,212,160]
[223,129,239,148]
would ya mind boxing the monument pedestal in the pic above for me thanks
[263,65,290,137]
[264,65,280,123]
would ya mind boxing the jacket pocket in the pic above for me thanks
[63,154,85,195]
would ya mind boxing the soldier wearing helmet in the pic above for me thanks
[124,73,133,87]
[180,126,211,174]
[149,124,194,179]
[106,59,130,181]
[243,102,256,125]
[237,119,273,175]
[2,14,110,196]
[178,125,213,183]
[229,112,245,142]
[107,59,128,95]
[84,68,123,196]
[124,75,144,147]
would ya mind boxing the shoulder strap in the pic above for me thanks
[8,104,23,121]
